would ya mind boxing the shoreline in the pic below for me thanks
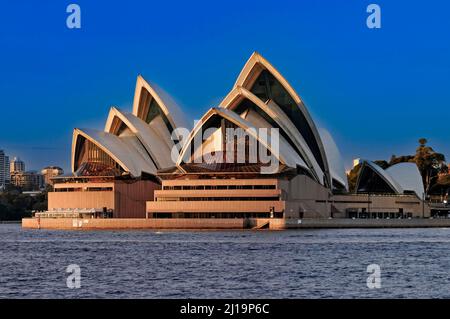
[20,217,450,230]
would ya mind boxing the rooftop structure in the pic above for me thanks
[356,160,425,197]
[41,166,64,186]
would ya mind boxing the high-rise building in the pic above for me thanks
[10,171,44,191]
[0,150,10,190]
[41,166,64,185]
[10,157,25,173]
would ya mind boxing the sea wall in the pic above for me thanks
[21,218,246,230]
[282,218,450,229]
[21,217,450,230]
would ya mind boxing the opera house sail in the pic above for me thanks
[356,161,424,197]
[43,76,190,219]
[147,52,346,221]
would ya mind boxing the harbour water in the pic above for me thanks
[0,224,449,298]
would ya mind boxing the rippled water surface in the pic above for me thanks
[1,224,449,298]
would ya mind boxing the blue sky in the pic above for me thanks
[0,0,449,172]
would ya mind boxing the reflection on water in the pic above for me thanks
[0,224,449,298]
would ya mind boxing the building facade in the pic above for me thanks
[10,157,25,173]
[10,171,44,191]
[0,150,10,190]
[39,175,159,218]
[41,166,64,186]
[40,73,190,218]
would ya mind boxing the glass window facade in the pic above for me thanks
[140,88,174,134]
[233,97,310,168]
[74,136,124,176]
[250,70,326,172]
[356,165,396,194]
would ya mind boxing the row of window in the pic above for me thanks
[347,212,414,219]
[55,187,113,192]
[162,185,276,190]
[149,212,283,219]
[157,197,280,202]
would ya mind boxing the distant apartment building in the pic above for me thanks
[438,164,450,177]
[41,166,64,185]
[10,157,25,173]
[10,171,44,191]
[0,150,10,190]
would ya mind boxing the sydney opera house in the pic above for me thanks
[25,52,430,229]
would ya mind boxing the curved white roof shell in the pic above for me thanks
[68,53,345,187]
[356,160,403,194]
[319,128,348,190]
[220,86,326,185]
[386,163,424,197]
[71,76,191,177]
[232,52,331,187]
[71,128,156,176]
[132,75,190,133]
[176,107,308,171]
[104,107,174,169]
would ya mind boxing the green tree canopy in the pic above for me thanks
[414,138,446,194]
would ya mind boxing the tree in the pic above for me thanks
[388,154,415,166]
[414,138,446,195]
[347,163,362,193]
[0,187,49,221]
[373,160,389,169]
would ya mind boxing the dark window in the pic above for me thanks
[74,136,124,176]
[250,70,325,171]
[254,185,276,189]
[356,165,396,194]
[233,98,309,167]
[147,98,174,133]
[116,122,128,136]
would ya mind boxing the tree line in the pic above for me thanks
[0,185,49,221]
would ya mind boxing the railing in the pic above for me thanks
[34,207,113,218]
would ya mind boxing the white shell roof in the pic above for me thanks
[386,162,424,197]
[177,107,309,171]
[71,75,194,176]
[69,53,353,187]
[233,51,331,187]
[105,107,175,169]
[360,160,403,194]
[319,128,348,190]
[132,75,191,132]
[72,128,156,176]
[220,86,325,185]
[149,82,191,131]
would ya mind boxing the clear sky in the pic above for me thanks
[0,0,449,173]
